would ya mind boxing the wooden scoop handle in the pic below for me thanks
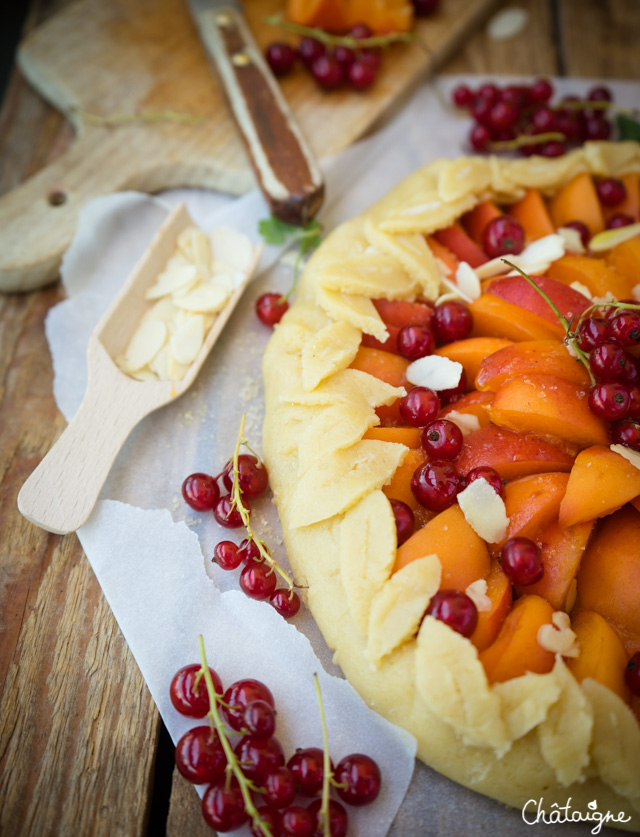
[190,4,324,226]
[17,339,166,534]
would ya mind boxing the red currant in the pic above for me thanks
[452,84,474,108]
[265,42,297,76]
[588,85,613,103]
[530,78,554,103]
[421,419,463,460]
[563,220,590,249]
[411,459,462,512]
[214,540,242,570]
[281,805,314,836]
[252,807,281,837]
[223,453,269,499]
[607,213,635,230]
[175,726,227,784]
[576,316,610,351]
[202,777,248,832]
[264,766,297,809]
[398,386,440,427]
[531,106,556,133]
[597,178,626,207]
[307,799,348,837]
[625,652,640,697]
[469,123,491,152]
[478,83,500,104]
[287,747,329,796]
[182,473,219,512]
[482,216,525,258]
[432,300,473,344]
[539,140,566,158]
[471,96,493,127]
[169,663,222,716]
[500,536,544,585]
[310,54,343,90]
[239,537,263,563]
[334,44,355,71]
[222,679,275,731]
[213,494,246,528]
[611,311,640,346]
[627,385,640,420]
[501,84,530,108]
[298,37,325,65]
[465,465,505,498]
[235,735,285,782]
[590,341,638,383]
[609,420,640,452]
[240,561,278,600]
[270,588,301,618]
[334,753,381,806]
[390,499,415,546]
[584,114,611,141]
[588,381,630,421]
[397,322,435,360]
[348,60,377,90]
[243,699,277,739]
[426,590,478,637]
[256,292,289,327]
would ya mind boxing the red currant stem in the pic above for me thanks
[197,635,274,837]
[263,14,416,48]
[501,260,596,383]
[489,131,566,151]
[553,99,638,118]
[313,673,333,837]
[230,414,295,591]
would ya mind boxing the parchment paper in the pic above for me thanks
[46,77,639,836]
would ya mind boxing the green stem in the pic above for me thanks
[489,131,566,151]
[263,13,416,48]
[314,673,333,837]
[229,414,295,590]
[198,636,273,837]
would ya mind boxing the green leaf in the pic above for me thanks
[258,215,300,246]
[616,113,640,142]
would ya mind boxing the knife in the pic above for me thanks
[186,0,324,226]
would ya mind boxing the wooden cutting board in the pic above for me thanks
[0,0,499,293]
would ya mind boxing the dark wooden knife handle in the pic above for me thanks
[192,5,324,226]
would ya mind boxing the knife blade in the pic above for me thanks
[186,0,324,226]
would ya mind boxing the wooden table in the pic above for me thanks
[1,1,639,834]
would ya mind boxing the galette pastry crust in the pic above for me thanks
[262,142,640,829]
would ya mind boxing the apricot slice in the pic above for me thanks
[470,560,512,652]
[487,373,608,448]
[462,200,503,245]
[425,235,459,276]
[495,471,570,553]
[394,504,491,589]
[475,339,590,392]
[566,610,631,704]
[606,235,640,286]
[373,298,432,328]
[547,255,635,301]
[576,504,640,653]
[470,294,566,342]
[485,274,590,326]
[434,223,487,268]
[440,391,493,428]
[508,188,555,241]
[479,595,556,684]
[436,337,513,388]
[456,425,574,481]
[363,426,422,448]
[516,519,594,611]
[382,447,426,514]
[548,172,606,237]
[558,445,640,528]
[350,346,409,388]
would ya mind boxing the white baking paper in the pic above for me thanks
[46,77,639,836]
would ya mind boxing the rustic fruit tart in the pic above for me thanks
[262,141,640,827]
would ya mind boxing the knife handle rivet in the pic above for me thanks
[231,50,252,67]
[214,11,233,27]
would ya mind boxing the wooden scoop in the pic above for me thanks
[18,202,261,535]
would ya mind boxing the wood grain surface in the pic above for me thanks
[0,1,639,836]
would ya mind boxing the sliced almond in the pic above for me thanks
[173,282,230,313]
[122,319,167,371]
[455,261,482,300]
[170,314,205,365]
[558,226,586,254]
[589,222,640,253]
[610,443,640,471]
[145,263,198,300]
[444,410,481,437]
[457,476,509,543]
[406,355,463,391]
[211,226,255,273]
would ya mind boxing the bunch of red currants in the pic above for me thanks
[170,662,382,835]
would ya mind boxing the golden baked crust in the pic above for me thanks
[262,142,640,828]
